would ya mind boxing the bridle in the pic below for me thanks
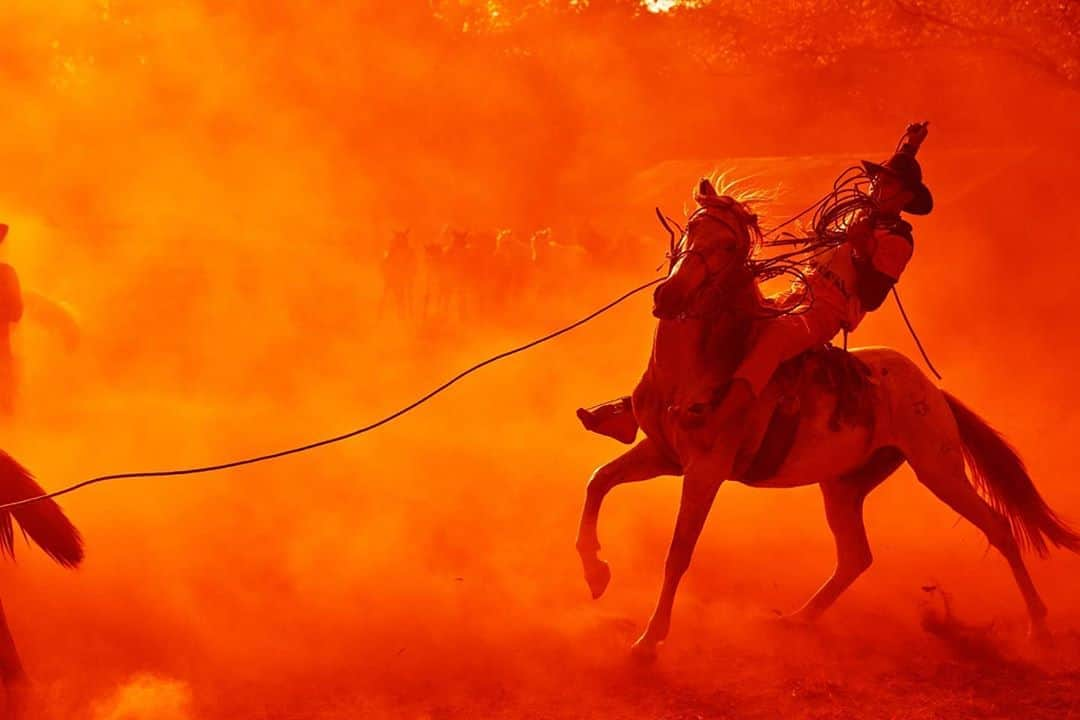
[660,199,756,319]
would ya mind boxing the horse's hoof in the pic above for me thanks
[584,558,612,600]
[629,636,659,665]
[5,675,31,719]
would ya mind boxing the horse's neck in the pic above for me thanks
[652,318,708,384]
[650,279,757,390]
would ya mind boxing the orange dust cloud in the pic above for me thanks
[0,1,1077,718]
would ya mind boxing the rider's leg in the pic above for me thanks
[707,309,842,431]
[576,396,638,444]
[581,307,841,443]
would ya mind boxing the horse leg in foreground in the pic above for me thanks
[0,596,27,717]
[787,447,904,623]
[0,452,84,714]
[631,472,722,662]
[576,438,679,599]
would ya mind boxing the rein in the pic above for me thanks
[657,203,750,320]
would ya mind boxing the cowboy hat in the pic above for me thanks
[861,153,933,215]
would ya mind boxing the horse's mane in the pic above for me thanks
[703,170,775,208]
[695,170,772,257]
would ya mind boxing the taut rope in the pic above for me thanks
[0,276,664,511]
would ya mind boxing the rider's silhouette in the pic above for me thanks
[578,123,933,445]
[0,224,23,417]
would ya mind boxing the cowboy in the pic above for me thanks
[578,122,933,445]
[0,224,23,416]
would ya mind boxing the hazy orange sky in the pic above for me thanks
[0,1,1077,718]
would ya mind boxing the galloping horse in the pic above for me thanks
[575,178,1079,661]
[0,452,82,715]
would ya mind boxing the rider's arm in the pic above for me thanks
[854,229,913,311]
[846,214,875,257]
[853,264,895,311]
[899,121,929,157]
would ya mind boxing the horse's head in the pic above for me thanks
[652,178,758,320]
[529,227,551,248]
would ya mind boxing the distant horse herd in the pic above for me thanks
[378,225,648,327]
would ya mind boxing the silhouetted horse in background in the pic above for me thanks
[379,229,418,320]
[0,452,82,716]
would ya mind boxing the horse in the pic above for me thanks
[531,228,587,300]
[575,177,1079,662]
[442,229,482,323]
[0,451,83,716]
[379,229,418,320]
[491,229,535,319]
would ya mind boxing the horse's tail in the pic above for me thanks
[944,392,1080,557]
[0,451,83,568]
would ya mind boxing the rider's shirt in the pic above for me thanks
[805,243,863,331]
[803,215,913,331]
[867,223,914,280]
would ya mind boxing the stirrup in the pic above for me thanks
[576,397,638,444]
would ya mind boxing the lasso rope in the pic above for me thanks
[749,166,943,375]
[4,168,941,512]
[892,285,943,380]
[719,165,875,321]
[0,276,664,512]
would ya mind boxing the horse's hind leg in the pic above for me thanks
[906,439,1048,638]
[789,447,905,623]
[576,437,679,599]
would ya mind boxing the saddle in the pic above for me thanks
[734,344,876,485]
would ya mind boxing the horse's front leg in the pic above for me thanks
[576,437,678,599]
[632,471,722,662]
[0,595,28,718]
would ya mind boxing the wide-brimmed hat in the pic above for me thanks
[861,152,933,215]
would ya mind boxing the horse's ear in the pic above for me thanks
[698,178,717,198]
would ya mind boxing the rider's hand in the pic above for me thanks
[846,215,875,257]
[905,121,929,148]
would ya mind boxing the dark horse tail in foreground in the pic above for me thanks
[575,179,1079,661]
[0,451,83,715]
